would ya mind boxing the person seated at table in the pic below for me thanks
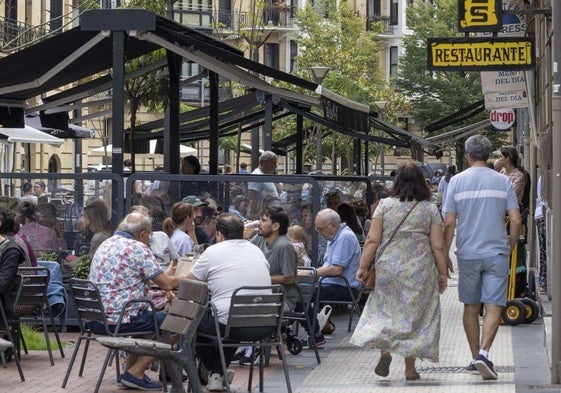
[34,181,49,204]
[36,202,67,251]
[129,205,179,269]
[18,182,38,205]
[186,213,271,392]
[299,208,362,346]
[88,212,188,391]
[17,202,60,253]
[228,194,249,222]
[200,205,219,244]
[79,198,112,256]
[0,207,26,325]
[163,202,197,257]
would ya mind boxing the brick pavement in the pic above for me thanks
[1,269,557,393]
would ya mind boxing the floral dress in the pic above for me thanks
[350,198,441,362]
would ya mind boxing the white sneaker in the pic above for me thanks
[207,373,223,392]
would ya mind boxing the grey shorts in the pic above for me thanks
[457,254,509,306]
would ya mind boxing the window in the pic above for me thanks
[99,0,120,8]
[390,0,398,25]
[265,43,280,70]
[174,0,213,28]
[290,41,298,72]
[50,0,62,32]
[389,46,398,80]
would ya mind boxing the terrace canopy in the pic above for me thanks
[0,9,442,176]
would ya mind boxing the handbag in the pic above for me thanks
[363,201,420,291]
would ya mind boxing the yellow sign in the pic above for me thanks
[427,38,535,71]
[459,0,501,32]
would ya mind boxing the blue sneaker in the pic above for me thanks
[465,362,479,375]
[120,372,163,391]
[474,354,497,380]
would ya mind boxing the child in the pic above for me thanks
[287,225,311,267]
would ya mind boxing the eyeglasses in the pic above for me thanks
[315,222,331,232]
[325,192,338,198]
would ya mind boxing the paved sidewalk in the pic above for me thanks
[3,276,558,393]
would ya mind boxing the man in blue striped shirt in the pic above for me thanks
[442,135,521,381]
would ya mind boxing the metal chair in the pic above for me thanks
[61,278,161,393]
[282,267,321,364]
[198,285,292,393]
[315,275,363,332]
[97,279,209,393]
[13,267,65,365]
[0,275,25,381]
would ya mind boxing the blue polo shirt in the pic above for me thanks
[321,224,362,289]
[443,166,519,260]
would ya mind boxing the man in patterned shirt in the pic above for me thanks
[89,212,186,391]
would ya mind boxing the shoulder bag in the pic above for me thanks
[363,200,420,291]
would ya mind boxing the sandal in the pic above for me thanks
[374,352,392,377]
[405,371,420,380]
[321,320,336,335]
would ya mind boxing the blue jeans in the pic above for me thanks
[87,309,166,335]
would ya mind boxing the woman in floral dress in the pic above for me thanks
[350,162,450,380]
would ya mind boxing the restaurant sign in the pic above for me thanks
[427,37,535,71]
[459,0,502,32]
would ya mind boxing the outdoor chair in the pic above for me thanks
[0,275,25,381]
[281,267,321,364]
[61,278,161,393]
[315,275,363,332]
[198,285,292,393]
[13,267,65,366]
[97,279,209,393]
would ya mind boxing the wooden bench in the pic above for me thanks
[97,279,209,393]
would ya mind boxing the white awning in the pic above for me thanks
[0,125,64,145]
[90,142,197,155]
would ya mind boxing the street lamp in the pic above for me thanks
[375,101,388,176]
[310,66,330,172]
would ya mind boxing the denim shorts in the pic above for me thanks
[87,309,166,335]
[457,254,509,306]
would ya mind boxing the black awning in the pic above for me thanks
[0,8,442,162]
[24,113,93,139]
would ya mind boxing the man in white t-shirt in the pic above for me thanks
[442,135,521,381]
[247,151,279,219]
[187,213,271,391]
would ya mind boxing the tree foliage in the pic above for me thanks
[285,0,406,172]
[397,0,507,168]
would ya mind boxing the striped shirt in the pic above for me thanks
[442,166,519,260]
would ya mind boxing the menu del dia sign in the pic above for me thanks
[427,37,535,71]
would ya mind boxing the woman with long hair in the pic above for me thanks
[337,203,364,242]
[81,199,112,255]
[497,146,526,205]
[350,162,450,380]
[163,202,197,257]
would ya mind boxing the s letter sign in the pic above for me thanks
[490,108,515,130]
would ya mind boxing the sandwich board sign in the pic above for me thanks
[481,70,528,109]
[484,90,528,109]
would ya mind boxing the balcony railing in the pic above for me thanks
[213,8,298,31]
[0,17,50,53]
[366,15,394,35]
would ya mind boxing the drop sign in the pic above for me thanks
[490,108,515,130]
